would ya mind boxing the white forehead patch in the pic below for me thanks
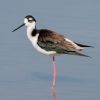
[29,17,33,20]
[24,18,28,23]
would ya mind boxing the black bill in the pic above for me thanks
[12,23,25,32]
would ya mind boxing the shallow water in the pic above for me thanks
[0,0,100,100]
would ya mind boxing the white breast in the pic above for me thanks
[27,30,56,56]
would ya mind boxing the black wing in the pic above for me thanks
[37,29,91,57]
[75,42,93,47]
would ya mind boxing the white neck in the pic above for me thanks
[26,22,36,41]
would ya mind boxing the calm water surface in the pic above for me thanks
[0,0,100,100]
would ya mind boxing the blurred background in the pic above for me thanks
[0,0,99,100]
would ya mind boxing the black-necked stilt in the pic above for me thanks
[12,15,92,86]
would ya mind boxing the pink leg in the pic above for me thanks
[52,56,56,87]
[52,56,56,100]
[52,84,56,100]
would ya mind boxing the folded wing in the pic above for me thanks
[37,29,90,57]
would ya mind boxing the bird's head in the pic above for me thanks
[12,15,36,32]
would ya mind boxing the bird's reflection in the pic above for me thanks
[52,85,56,100]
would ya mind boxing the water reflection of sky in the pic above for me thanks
[0,0,100,100]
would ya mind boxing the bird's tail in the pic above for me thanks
[67,51,91,58]
[75,42,93,48]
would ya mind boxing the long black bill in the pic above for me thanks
[12,23,25,32]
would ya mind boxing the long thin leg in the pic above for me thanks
[52,84,56,100]
[52,56,56,87]
[52,56,56,100]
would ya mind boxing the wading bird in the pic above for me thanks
[12,15,92,86]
